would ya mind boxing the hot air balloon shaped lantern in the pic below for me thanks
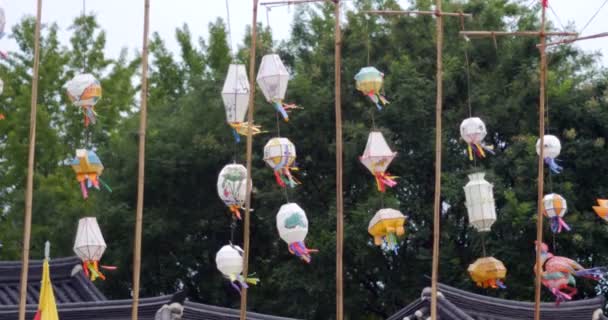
[222,64,261,141]
[264,137,299,188]
[355,66,389,110]
[360,131,397,192]
[463,172,497,232]
[215,245,259,294]
[593,199,608,222]
[66,74,102,126]
[542,193,570,233]
[73,217,116,281]
[368,208,406,254]
[217,164,250,220]
[256,54,300,121]
[460,117,494,160]
[536,135,563,174]
[70,149,111,199]
[276,203,318,263]
[468,257,507,289]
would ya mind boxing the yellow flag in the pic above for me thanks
[33,259,59,320]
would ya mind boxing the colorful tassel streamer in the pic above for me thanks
[274,167,300,188]
[82,260,116,281]
[549,216,571,234]
[228,204,243,220]
[384,233,399,254]
[82,105,97,127]
[77,174,111,199]
[467,143,495,161]
[288,241,319,263]
[366,91,389,110]
[230,122,264,139]
[374,172,397,192]
[228,274,260,294]
[544,157,562,174]
[575,267,608,280]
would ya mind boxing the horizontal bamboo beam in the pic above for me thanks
[260,0,328,5]
[365,10,472,17]
[460,31,577,38]
[542,32,608,47]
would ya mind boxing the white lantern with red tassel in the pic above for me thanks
[73,217,115,281]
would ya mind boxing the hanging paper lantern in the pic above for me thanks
[368,208,406,254]
[460,117,494,160]
[354,66,389,110]
[65,74,102,126]
[542,193,570,233]
[592,199,608,222]
[263,137,299,188]
[0,5,5,39]
[222,64,261,141]
[468,257,507,289]
[359,131,397,192]
[217,164,250,220]
[463,172,496,232]
[73,217,115,281]
[276,203,318,263]
[0,78,4,95]
[256,54,299,121]
[70,149,111,199]
[215,245,259,294]
[536,135,562,174]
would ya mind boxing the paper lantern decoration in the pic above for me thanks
[542,193,570,233]
[592,199,608,222]
[222,64,261,141]
[460,117,494,160]
[0,78,4,95]
[65,74,102,126]
[468,257,507,289]
[217,164,250,220]
[536,135,562,174]
[360,131,397,192]
[215,245,259,294]
[73,217,115,281]
[263,137,299,188]
[0,5,5,39]
[368,208,406,254]
[354,66,389,110]
[256,54,299,121]
[276,203,318,263]
[463,172,496,232]
[70,149,110,199]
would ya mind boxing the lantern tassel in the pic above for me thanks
[468,143,494,160]
[575,267,608,280]
[80,181,88,199]
[274,167,300,188]
[374,172,397,192]
[228,274,260,295]
[544,157,563,174]
[82,260,115,281]
[550,216,571,233]
[551,288,574,306]
[232,128,241,143]
[366,92,389,110]
[385,233,399,254]
[230,122,264,137]
[228,204,243,220]
[273,101,290,122]
[82,105,97,126]
[287,241,319,264]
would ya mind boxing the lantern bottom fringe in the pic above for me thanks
[475,278,506,289]
[274,167,300,188]
[82,260,116,281]
[272,101,301,122]
[82,105,97,127]
[78,175,111,199]
[228,274,260,295]
[228,204,243,220]
[550,216,570,233]
[545,157,563,174]
[366,92,388,110]
[467,143,494,161]
[374,172,397,192]
[288,241,318,264]
[383,233,399,254]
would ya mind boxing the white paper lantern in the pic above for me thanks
[65,74,102,107]
[536,135,561,159]
[222,64,249,124]
[217,164,250,220]
[256,54,289,103]
[0,78,4,96]
[73,217,107,261]
[264,137,299,187]
[0,6,6,39]
[542,193,570,233]
[275,203,317,263]
[215,245,244,277]
[463,172,496,232]
[460,117,487,144]
[360,131,397,192]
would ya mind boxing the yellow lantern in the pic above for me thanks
[368,208,405,254]
[593,199,608,222]
[354,66,389,110]
[70,149,110,199]
[468,257,507,289]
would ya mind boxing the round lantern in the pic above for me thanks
[73,217,114,281]
[463,172,496,232]
[354,66,389,110]
[65,73,102,126]
[217,164,250,220]
[256,54,297,121]
[263,137,298,188]
[368,208,406,254]
[593,199,608,223]
[536,135,562,174]
[542,193,569,233]
[359,131,397,192]
[70,149,110,199]
[460,117,493,160]
[276,203,317,263]
[468,257,507,289]
[215,245,259,293]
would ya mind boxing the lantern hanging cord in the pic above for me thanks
[459,12,473,118]
[480,232,487,257]
[225,0,235,58]
[370,108,376,130]
[230,216,237,244]
[579,0,608,35]
[548,4,566,32]
[366,15,371,66]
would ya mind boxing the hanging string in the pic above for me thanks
[459,12,473,118]
[547,4,566,32]
[225,0,235,58]
[366,15,371,66]
[480,232,487,257]
[579,0,608,35]
[230,217,237,244]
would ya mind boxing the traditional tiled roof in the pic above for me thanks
[388,283,607,320]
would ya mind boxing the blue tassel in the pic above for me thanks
[273,102,289,121]
[545,157,563,174]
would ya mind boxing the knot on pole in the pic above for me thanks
[434,9,441,17]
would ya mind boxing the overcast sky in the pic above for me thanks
[2,0,607,66]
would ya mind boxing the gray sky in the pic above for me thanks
[2,0,607,66]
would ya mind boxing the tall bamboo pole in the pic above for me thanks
[240,0,258,319]
[18,1,43,319]
[131,0,151,318]
[534,2,548,320]
[334,1,344,320]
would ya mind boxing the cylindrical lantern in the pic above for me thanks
[73,217,110,281]
[215,245,259,293]
[460,117,492,160]
[70,149,108,199]
[359,131,397,192]
[593,199,608,223]
[368,208,406,254]
[217,163,250,220]
[468,257,507,289]
[65,73,102,126]
[256,54,296,121]
[263,137,298,188]
[463,172,496,232]
[276,203,317,263]
[542,193,570,233]
[536,135,562,174]
[354,66,388,110]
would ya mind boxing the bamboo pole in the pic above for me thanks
[534,3,548,320]
[543,32,608,47]
[459,30,576,37]
[240,0,258,319]
[131,0,151,318]
[18,0,43,319]
[366,10,471,17]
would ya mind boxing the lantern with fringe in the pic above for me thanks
[65,74,102,126]
[542,193,570,233]
[215,245,259,294]
[468,257,507,289]
[463,172,496,232]
[593,199,608,222]
[460,117,493,160]
[354,67,388,110]
[73,217,115,281]
[276,203,318,263]
[217,163,250,220]
[360,131,397,192]
[222,64,260,140]
[256,54,299,121]
[70,149,111,199]
[536,135,562,174]
[368,208,406,254]
[263,137,298,188]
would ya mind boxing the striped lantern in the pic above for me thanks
[542,193,570,233]
[263,137,298,188]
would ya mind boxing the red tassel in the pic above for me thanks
[542,0,548,8]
